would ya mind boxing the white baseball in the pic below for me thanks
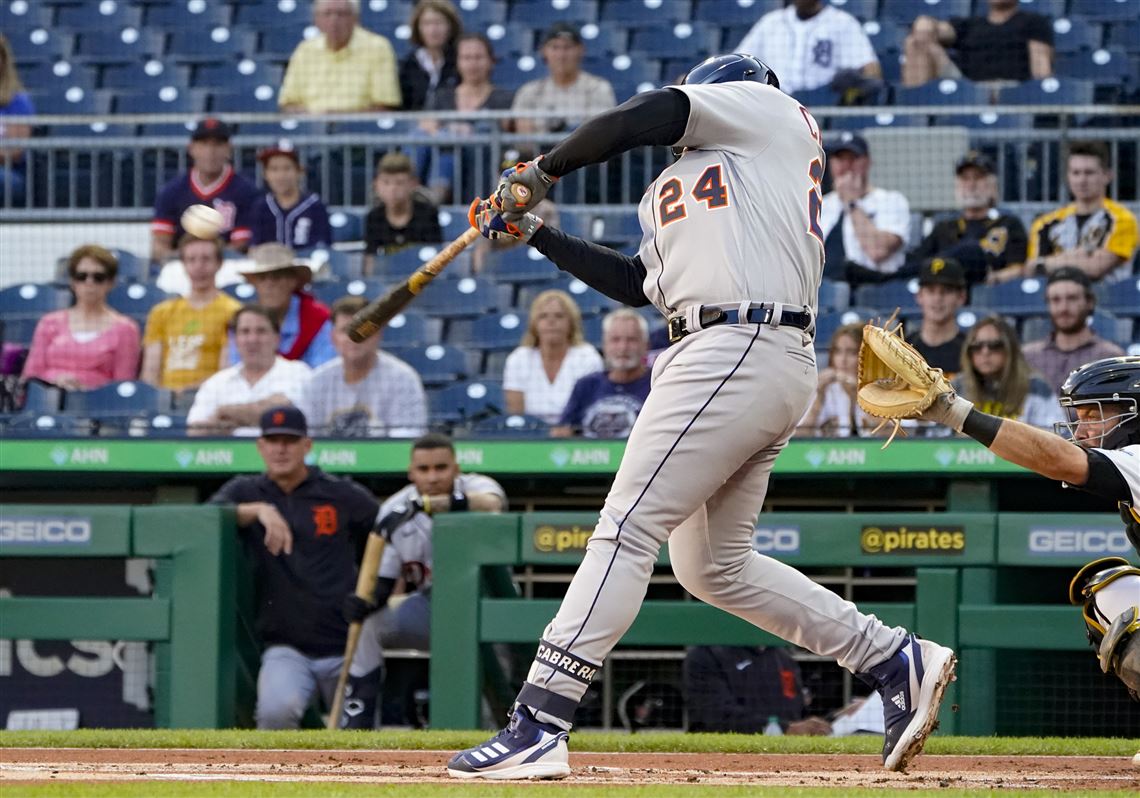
[180,204,224,239]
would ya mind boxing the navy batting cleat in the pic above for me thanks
[863,634,957,772]
[447,705,570,780]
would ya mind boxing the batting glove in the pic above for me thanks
[468,197,543,242]
[496,157,556,223]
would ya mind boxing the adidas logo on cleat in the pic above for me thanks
[891,692,907,712]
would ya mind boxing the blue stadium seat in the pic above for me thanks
[390,344,470,386]
[233,0,312,28]
[895,79,995,107]
[0,283,69,318]
[357,2,414,31]
[582,313,604,346]
[6,29,73,64]
[586,56,663,96]
[881,0,968,23]
[560,209,641,242]
[383,244,445,275]
[933,111,1033,129]
[437,208,470,241]
[629,23,720,62]
[101,60,191,92]
[1000,77,1095,106]
[601,0,693,26]
[455,0,507,27]
[110,250,147,284]
[115,87,205,115]
[470,312,529,351]
[259,26,311,61]
[817,280,851,313]
[1056,48,1135,84]
[827,0,879,21]
[1094,277,1140,318]
[577,28,630,58]
[469,413,550,437]
[64,380,172,416]
[1017,0,1066,19]
[26,88,112,116]
[417,278,500,318]
[73,30,165,65]
[55,3,143,31]
[518,277,617,316]
[430,380,506,424]
[1106,20,1140,54]
[486,26,536,58]
[792,86,841,109]
[1069,0,1138,23]
[829,112,928,130]
[854,280,920,315]
[195,60,284,92]
[693,0,781,26]
[211,87,281,114]
[237,118,329,137]
[1050,18,1103,54]
[968,278,1047,317]
[19,61,97,94]
[22,381,63,413]
[328,211,364,244]
[311,277,386,307]
[145,1,232,28]
[3,413,94,439]
[380,312,439,347]
[510,0,599,25]
[486,247,559,285]
[223,282,259,303]
[167,29,259,64]
[814,307,884,349]
[107,283,173,322]
[1,317,41,347]
[2,2,52,35]
[862,19,904,57]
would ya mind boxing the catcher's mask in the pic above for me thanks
[1054,356,1140,449]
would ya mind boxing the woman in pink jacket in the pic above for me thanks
[22,245,140,390]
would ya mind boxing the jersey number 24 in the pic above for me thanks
[657,165,730,227]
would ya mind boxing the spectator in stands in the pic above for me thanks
[278,0,401,113]
[22,245,141,391]
[504,289,604,423]
[912,257,968,376]
[209,405,380,730]
[1022,267,1125,393]
[400,0,461,111]
[299,296,428,438]
[237,243,336,368]
[735,0,881,97]
[553,308,651,439]
[819,133,911,285]
[683,646,832,735]
[1024,141,1139,283]
[341,433,506,728]
[151,119,258,264]
[908,151,1028,286]
[512,22,616,134]
[249,140,332,252]
[363,152,444,276]
[0,34,32,207]
[141,236,241,393]
[797,322,874,437]
[420,33,516,204]
[951,315,1061,428]
[188,305,312,436]
[902,0,1053,87]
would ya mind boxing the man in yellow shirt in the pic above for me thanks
[1025,140,1138,282]
[278,0,401,113]
[141,236,241,392]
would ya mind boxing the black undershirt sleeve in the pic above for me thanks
[528,225,651,307]
[1073,449,1132,503]
[540,89,691,177]
[373,576,398,609]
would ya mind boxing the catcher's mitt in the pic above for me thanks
[857,311,953,447]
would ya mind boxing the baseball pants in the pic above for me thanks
[255,645,342,730]
[351,591,432,677]
[518,324,908,726]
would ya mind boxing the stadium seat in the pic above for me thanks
[486,26,536,58]
[309,278,372,307]
[115,88,205,116]
[100,60,191,92]
[560,209,642,243]
[259,26,313,61]
[509,0,599,25]
[1056,48,1135,84]
[211,86,281,114]
[1001,78,1095,107]
[455,0,507,27]
[195,60,284,93]
[895,79,995,108]
[629,23,720,63]
[862,20,904,57]
[469,312,529,351]
[107,283,172,322]
[1050,18,1103,54]
[430,380,506,425]
[0,283,70,318]
[2,1,52,34]
[485,247,559,285]
[3,413,95,439]
[416,278,500,318]
[55,3,143,32]
[1069,0,1138,23]
[110,250,147,284]
[469,413,550,437]
[968,278,1047,317]
[0,317,41,347]
[601,0,693,26]
[932,111,1032,130]
[145,2,232,28]
[223,282,259,303]
[817,280,851,313]
[1093,277,1140,318]
[584,56,663,96]
[384,245,445,275]
[881,0,969,23]
[6,29,74,65]
[22,381,63,413]
[328,211,364,244]
[233,0,312,28]
[167,29,259,64]
[1017,0,1067,19]
[19,61,97,94]
[827,0,878,21]
[380,312,440,348]
[26,88,113,116]
[854,280,921,315]
[829,112,928,130]
[814,307,880,348]
[693,0,781,26]
[1106,20,1140,54]
[792,86,841,109]
[73,30,165,65]
[64,380,171,416]
[437,208,470,241]
[390,344,469,386]
[357,2,415,32]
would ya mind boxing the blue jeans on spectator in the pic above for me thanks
[256,644,343,730]
[1,168,26,206]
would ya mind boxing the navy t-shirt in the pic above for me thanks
[152,165,259,246]
[209,468,380,657]
[559,370,652,438]
[950,11,1053,82]
[248,191,332,250]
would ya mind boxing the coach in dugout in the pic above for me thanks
[339,433,506,728]
[209,405,381,729]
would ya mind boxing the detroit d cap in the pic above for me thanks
[191,118,233,142]
[260,406,308,437]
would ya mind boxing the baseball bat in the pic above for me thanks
[345,183,532,343]
[327,530,387,730]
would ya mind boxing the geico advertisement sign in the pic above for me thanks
[752,526,801,555]
[1028,527,1132,555]
[0,518,93,545]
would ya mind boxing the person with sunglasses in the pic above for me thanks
[950,315,1061,430]
[22,245,140,391]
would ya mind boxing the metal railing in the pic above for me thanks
[1,106,1138,217]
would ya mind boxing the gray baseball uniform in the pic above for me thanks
[516,81,907,728]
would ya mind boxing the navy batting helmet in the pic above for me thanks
[681,53,780,90]
[1056,356,1140,449]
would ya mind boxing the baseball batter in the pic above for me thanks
[451,54,956,780]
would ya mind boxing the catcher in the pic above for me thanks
[858,325,1139,701]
